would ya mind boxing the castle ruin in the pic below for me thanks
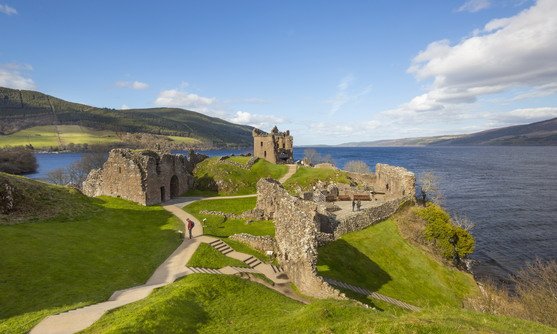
[252,126,293,164]
[83,149,206,205]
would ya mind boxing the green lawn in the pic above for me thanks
[184,197,274,237]
[186,243,248,269]
[0,125,121,148]
[0,196,183,334]
[317,218,478,308]
[193,157,288,195]
[167,135,202,145]
[282,166,352,193]
[81,275,557,334]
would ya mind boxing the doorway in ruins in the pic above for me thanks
[170,175,180,198]
[160,186,166,202]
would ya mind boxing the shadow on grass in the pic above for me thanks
[317,239,392,294]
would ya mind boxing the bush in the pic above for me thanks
[303,149,333,165]
[0,146,37,174]
[344,160,370,174]
[417,203,475,260]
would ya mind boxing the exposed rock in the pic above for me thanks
[0,177,19,214]
[229,233,277,253]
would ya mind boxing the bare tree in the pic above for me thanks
[303,149,334,165]
[419,171,443,204]
[453,213,476,231]
[47,168,71,185]
[344,160,370,174]
[47,152,107,187]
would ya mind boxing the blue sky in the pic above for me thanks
[1,0,556,144]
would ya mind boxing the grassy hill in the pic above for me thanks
[0,174,183,333]
[0,86,253,147]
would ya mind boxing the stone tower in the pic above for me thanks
[252,126,294,164]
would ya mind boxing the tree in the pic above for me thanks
[419,171,443,205]
[47,168,71,185]
[303,149,334,166]
[344,160,370,174]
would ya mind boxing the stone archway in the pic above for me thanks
[170,175,180,198]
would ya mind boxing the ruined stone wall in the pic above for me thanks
[252,127,293,164]
[333,197,411,238]
[229,233,277,253]
[256,179,345,299]
[82,149,195,205]
[374,163,415,199]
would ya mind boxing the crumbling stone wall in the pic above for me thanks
[229,233,277,254]
[256,179,345,299]
[252,126,293,164]
[333,197,412,238]
[83,149,198,205]
[375,163,415,199]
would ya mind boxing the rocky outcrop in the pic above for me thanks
[0,177,19,214]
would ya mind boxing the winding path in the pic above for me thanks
[30,165,299,334]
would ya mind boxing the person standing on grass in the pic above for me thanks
[187,218,195,239]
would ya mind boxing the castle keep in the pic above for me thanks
[252,126,293,164]
[83,149,204,205]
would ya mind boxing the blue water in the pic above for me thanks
[29,146,557,282]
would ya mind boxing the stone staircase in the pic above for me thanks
[208,239,234,255]
[270,264,284,274]
[243,256,263,268]
[323,277,421,312]
[186,267,223,274]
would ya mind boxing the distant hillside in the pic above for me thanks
[0,87,253,147]
[337,118,557,147]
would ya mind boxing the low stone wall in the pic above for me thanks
[333,197,412,238]
[229,233,277,253]
[256,178,345,300]
[375,163,415,199]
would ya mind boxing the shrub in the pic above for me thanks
[417,203,475,260]
[0,146,38,174]
[344,160,370,174]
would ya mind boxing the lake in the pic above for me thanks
[29,146,557,283]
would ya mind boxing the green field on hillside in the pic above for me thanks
[184,197,274,237]
[0,177,183,334]
[81,274,556,334]
[282,166,352,193]
[191,157,288,195]
[317,218,478,308]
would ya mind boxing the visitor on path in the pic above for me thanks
[352,200,356,211]
[187,218,195,239]
[356,200,362,211]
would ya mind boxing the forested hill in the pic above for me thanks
[0,87,253,147]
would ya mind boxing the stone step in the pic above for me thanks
[243,256,262,268]
[208,239,222,246]
[271,265,284,273]
[188,267,222,275]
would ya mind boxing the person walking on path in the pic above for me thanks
[352,199,356,211]
[186,218,195,239]
[356,200,362,211]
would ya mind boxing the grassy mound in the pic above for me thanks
[191,157,288,195]
[186,243,248,269]
[184,197,274,237]
[81,275,556,334]
[282,166,352,193]
[317,218,478,308]
[0,181,183,333]
[0,172,98,224]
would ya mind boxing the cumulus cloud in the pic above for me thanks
[115,80,149,90]
[457,0,492,13]
[0,63,35,89]
[120,104,130,110]
[0,4,17,15]
[154,89,215,109]
[491,107,557,123]
[390,0,557,116]
[229,111,284,128]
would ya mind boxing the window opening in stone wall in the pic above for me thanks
[264,151,267,157]
[261,141,263,147]
[118,167,122,174]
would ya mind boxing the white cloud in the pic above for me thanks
[120,104,130,110]
[458,0,492,13]
[115,80,149,90]
[491,107,557,123]
[0,4,17,15]
[390,0,557,117]
[154,89,215,109]
[326,74,372,115]
[229,111,283,128]
[0,63,35,89]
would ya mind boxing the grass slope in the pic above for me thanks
[0,180,183,333]
[184,197,274,237]
[192,157,288,195]
[82,275,556,334]
[317,218,478,308]
[282,166,352,193]
[186,243,248,269]
[0,87,253,147]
